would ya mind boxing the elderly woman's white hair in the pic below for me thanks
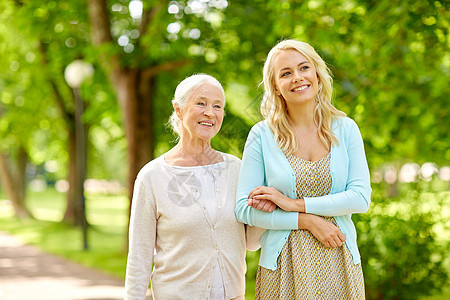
[168,74,225,137]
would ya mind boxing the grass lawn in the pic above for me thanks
[0,188,129,280]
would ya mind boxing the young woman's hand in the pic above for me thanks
[248,186,305,212]
[299,214,347,247]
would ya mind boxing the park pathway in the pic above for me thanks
[0,231,138,300]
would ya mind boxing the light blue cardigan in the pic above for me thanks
[235,117,371,270]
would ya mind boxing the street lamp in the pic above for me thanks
[64,60,94,89]
[64,60,94,250]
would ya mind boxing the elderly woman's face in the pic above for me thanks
[177,83,225,143]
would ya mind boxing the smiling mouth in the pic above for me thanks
[292,85,310,92]
[198,122,213,127]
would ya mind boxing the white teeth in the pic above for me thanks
[199,122,213,127]
[293,85,308,92]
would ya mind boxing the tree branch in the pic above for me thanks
[38,41,74,125]
[88,0,122,88]
[143,59,191,79]
[88,0,113,45]
[139,1,163,36]
[12,0,24,7]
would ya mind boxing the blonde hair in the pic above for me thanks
[261,39,346,155]
[168,73,225,137]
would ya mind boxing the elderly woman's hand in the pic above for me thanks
[248,186,305,212]
[247,196,277,212]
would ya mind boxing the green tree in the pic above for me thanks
[86,0,245,206]
[0,1,51,218]
[4,0,94,226]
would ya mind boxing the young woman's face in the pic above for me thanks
[177,83,225,143]
[273,49,319,107]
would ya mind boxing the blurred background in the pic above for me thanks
[0,0,448,299]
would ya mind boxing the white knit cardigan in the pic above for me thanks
[125,153,263,300]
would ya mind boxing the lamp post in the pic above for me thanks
[64,60,94,250]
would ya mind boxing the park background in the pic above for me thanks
[0,0,448,299]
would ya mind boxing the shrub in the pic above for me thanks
[354,181,449,299]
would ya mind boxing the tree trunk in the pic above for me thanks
[117,70,154,204]
[62,93,89,230]
[88,0,162,251]
[87,0,156,195]
[118,70,155,251]
[37,41,85,227]
[0,146,32,218]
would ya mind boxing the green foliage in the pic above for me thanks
[0,0,129,181]
[222,0,449,166]
[2,0,448,184]
[84,72,127,182]
[245,250,260,300]
[353,182,449,299]
[0,1,68,184]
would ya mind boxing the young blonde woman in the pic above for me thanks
[235,40,371,299]
[125,74,263,300]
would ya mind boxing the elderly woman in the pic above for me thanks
[125,74,262,300]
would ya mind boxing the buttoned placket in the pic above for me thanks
[210,165,229,298]
[199,167,219,225]
[310,161,316,196]
[190,165,223,299]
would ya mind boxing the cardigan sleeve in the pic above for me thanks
[304,119,371,216]
[244,225,265,251]
[125,178,157,300]
[235,124,299,230]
